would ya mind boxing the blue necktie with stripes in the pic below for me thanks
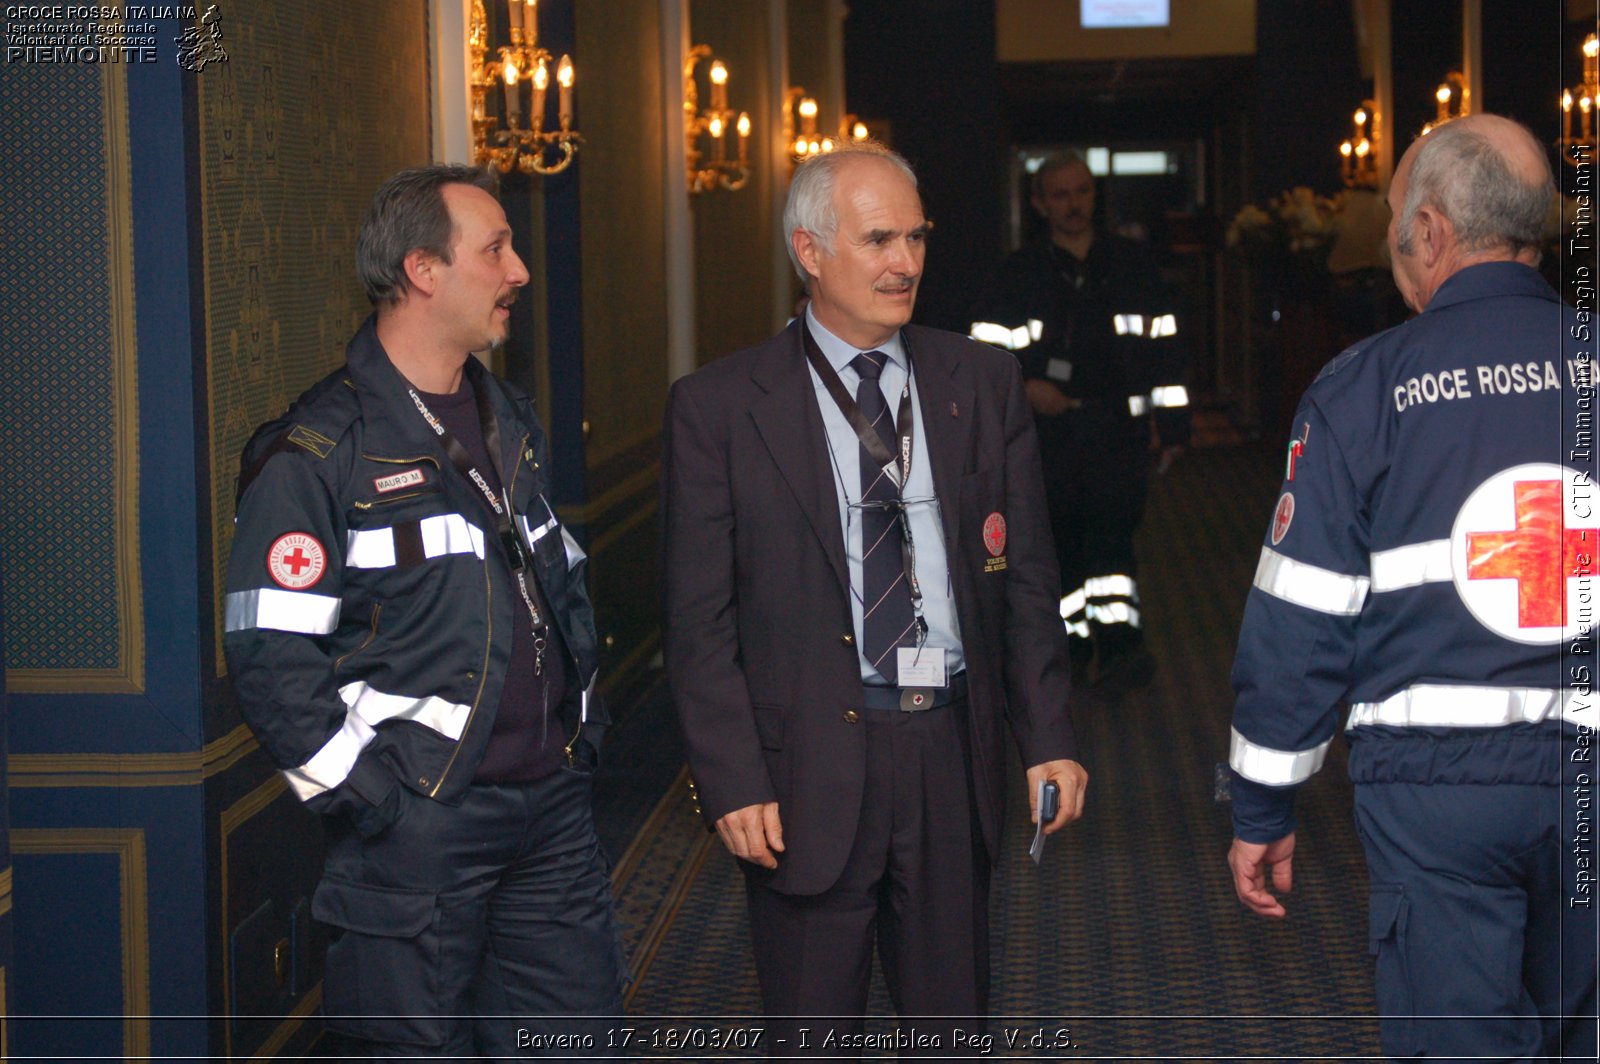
[851,351,918,684]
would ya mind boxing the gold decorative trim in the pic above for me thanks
[597,627,661,698]
[7,57,144,694]
[220,773,290,1061]
[587,496,658,559]
[9,724,260,788]
[585,423,664,471]
[555,461,660,527]
[250,982,321,1064]
[0,866,12,917]
[11,829,149,1058]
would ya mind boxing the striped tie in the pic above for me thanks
[851,352,918,684]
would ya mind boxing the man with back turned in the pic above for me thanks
[1226,115,1597,1060]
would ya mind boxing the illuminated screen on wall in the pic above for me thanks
[1081,1,1170,28]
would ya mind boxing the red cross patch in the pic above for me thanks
[983,512,1007,557]
[267,532,327,590]
[1270,492,1295,545]
[1452,463,1595,644]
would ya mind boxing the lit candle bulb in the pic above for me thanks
[737,111,750,166]
[557,54,574,127]
[504,59,520,123]
[852,121,868,141]
[710,60,728,112]
[531,58,548,130]
[798,96,817,136]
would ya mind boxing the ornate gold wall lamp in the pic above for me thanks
[1561,33,1599,168]
[782,88,869,168]
[1338,101,1379,189]
[684,45,750,193]
[470,0,580,176]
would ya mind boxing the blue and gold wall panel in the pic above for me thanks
[0,1,429,1057]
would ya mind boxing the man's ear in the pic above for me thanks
[1415,206,1451,269]
[792,228,824,281]
[402,248,439,296]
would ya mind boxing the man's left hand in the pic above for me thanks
[1228,833,1296,919]
[1025,760,1088,833]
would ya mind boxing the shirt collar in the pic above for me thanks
[805,304,906,376]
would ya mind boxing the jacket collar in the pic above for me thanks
[1425,261,1559,315]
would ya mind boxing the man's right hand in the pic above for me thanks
[1024,378,1072,416]
[715,802,785,869]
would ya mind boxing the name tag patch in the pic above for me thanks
[374,468,426,494]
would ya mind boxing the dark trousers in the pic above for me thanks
[1037,414,1148,657]
[315,768,625,1059]
[745,699,990,1058]
[1355,782,1598,1062]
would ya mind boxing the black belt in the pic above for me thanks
[860,672,968,712]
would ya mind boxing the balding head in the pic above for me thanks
[1394,114,1552,258]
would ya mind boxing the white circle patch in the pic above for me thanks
[1270,492,1295,545]
[267,532,327,590]
[1450,463,1594,645]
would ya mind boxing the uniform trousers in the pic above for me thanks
[745,696,990,1058]
[1354,781,1597,1062]
[314,767,625,1059]
[1036,411,1148,659]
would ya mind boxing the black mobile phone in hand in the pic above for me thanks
[1039,780,1060,823]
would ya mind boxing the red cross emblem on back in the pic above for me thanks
[1462,475,1593,631]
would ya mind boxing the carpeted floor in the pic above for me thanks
[599,436,1385,1060]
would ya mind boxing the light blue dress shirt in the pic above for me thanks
[804,306,965,683]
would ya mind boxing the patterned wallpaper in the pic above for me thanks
[0,61,142,691]
[201,0,431,671]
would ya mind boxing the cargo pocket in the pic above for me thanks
[1367,883,1419,1058]
[313,877,448,1046]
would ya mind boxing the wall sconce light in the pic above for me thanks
[782,88,869,167]
[1561,33,1599,168]
[1421,71,1468,136]
[684,45,750,194]
[1338,101,1379,190]
[469,0,581,176]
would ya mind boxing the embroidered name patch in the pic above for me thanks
[374,468,426,494]
[267,532,327,590]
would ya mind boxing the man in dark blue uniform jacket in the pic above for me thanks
[226,166,622,1057]
[1226,114,1597,1060]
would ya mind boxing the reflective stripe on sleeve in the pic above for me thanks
[283,712,375,800]
[1369,539,1452,592]
[1114,313,1146,337]
[1346,684,1594,730]
[520,511,559,546]
[1150,385,1190,408]
[970,321,1035,351]
[1127,395,1150,416]
[1150,313,1178,338]
[339,681,473,740]
[1059,588,1087,618]
[346,514,486,569]
[225,588,341,635]
[1252,546,1369,615]
[560,526,587,570]
[1229,726,1331,786]
[1085,574,1137,600]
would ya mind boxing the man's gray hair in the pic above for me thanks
[356,164,500,305]
[783,142,918,284]
[1397,121,1553,257]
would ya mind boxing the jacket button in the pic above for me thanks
[840,633,855,647]
[417,777,429,787]
[843,710,860,724]
[465,671,476,681]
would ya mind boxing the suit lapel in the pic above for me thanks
[907,327,974,559]
[749,323,851,592]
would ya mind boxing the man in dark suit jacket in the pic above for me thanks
[664,144,1087,1051]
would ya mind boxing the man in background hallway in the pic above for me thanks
[664,143,1086,1054]
[971,151,1190,690]
[1226,114,1597,1060]
[226,165,623,1057]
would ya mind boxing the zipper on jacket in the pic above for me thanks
[428,561,494,797]
[333,603,382,671]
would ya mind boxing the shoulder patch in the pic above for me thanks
[287,423,337,458]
